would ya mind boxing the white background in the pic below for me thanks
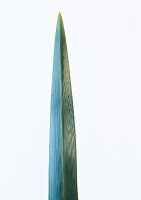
[0,0,141,199]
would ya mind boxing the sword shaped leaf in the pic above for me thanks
[49,13,78,200]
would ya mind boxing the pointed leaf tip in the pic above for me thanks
[57,12,64,29]
[58,12,62,21]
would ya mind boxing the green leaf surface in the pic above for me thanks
[49,13,78,200]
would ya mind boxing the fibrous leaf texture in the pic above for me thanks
[49,13,78,200]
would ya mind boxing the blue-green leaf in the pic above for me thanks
[49,13,78,200]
